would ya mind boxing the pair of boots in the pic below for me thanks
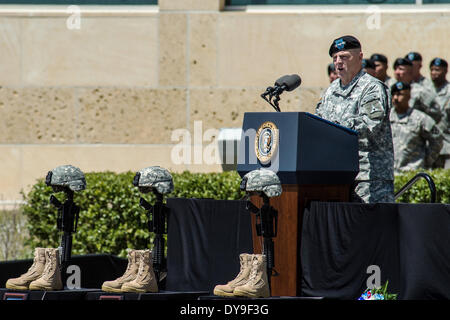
[214,253,270,298]
[101,249,158,293]
[6,247,63,291]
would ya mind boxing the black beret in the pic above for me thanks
[362,59,375,69]
[429,57,448,68]
[391,81,411,94]
[329,35,361,57]
[370,53,388,64]
[405,52,422,62]
[393,58,413,69]
[327,63,336,75]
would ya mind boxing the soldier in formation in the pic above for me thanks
[429,58,450,168]
[389,82,443,173]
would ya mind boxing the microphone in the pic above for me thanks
[273,74,301,95]
[261,75,291,98]
[261,74,302,112]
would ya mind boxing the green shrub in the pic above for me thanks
[21,171,244,258]
[394,169,450,204]
[20,168,449,259]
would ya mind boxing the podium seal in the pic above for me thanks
[255,121,279,165]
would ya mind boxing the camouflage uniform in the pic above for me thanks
[46,165,86,191]
[241,169,282,198]
[316,69,394,203]
[433,81,450,166]
[434,80,450,111]
[385,76,396,89]
[390,107,443,173]
[134,166,174,194]
[410,81,442,123]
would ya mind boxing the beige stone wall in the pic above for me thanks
[0,3,449,201]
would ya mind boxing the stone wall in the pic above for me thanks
[0,1,449,201]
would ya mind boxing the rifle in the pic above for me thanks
[139,191,169,285]
[49,189,79,270]
[246,194,278,289]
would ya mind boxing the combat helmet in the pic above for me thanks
[45,165,86,192]
[240,168,282,198]
[133,166,174,195]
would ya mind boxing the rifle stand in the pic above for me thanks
[49,187,80,283]
[139,190,170,289]
[245,194,278,295]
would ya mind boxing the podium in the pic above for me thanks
[237,112,359,296]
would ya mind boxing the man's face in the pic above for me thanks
[411,60,422,77]
[430,65,447,82]
[392,90,411,113]
[373,61,388,80]
[394,65,413,83]
[329,71,338,83]
[364,67,376,77]
[333,49,363,83]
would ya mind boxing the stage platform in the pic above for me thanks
[0,288,210,301]
[0,288,323,301]
[0,199,448,300]
[0,288,98,300]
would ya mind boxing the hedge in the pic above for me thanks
[393,169,450,204]
[21,171,244,258]
[21,169,449,258]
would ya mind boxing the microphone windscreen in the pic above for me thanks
[283,74,302,91]
[274,75,291,87]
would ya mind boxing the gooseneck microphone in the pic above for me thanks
[261,74,302,112]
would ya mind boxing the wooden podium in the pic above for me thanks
[237,112,359,296]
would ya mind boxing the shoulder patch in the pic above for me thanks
[362,100,384,120]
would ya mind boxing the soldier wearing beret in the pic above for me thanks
[393,57,442,123]
[327,63,338,83]
[316,35,394,203]
[390,82,443,173]
[429,58,450,168]
[362,58,376,77]
[371,53,395,87]
[405,52,435,91]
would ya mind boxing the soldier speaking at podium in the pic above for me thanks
[316,35,394,203]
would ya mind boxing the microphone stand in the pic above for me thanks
[261,85,286,112]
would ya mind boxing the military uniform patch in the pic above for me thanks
[363,100,384,120]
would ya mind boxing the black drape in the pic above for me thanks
[165,198,253,293]
[300,202,450,300]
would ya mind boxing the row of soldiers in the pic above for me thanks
[327,52,450,172]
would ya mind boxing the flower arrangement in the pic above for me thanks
[358,281,398,300]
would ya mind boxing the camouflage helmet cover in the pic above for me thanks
[46,165,86,191]
[241,168,282,198]
[134,166,174,195]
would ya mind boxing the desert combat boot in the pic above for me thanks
[233,254,270,298]
[102,249,141,293]
[121,249,158,293]
[29,248,63,291]
[6,247,46,290]
[213,253,253,297]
